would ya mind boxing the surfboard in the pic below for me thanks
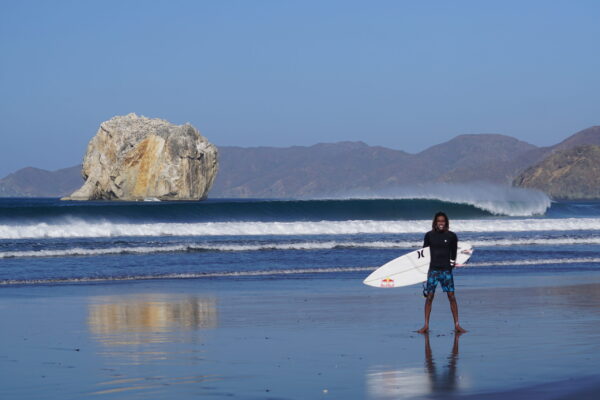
[363,243,473,288]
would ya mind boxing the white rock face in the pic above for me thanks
[63,114,218,201]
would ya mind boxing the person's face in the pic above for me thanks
[436,216,446,231]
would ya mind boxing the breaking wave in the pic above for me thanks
[466,257,600,267]
[1,218,599,239]
[323,183,551,217]
[3,237,600,259]
[0,190,551,229]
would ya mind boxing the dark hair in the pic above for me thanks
[432,211,449,232]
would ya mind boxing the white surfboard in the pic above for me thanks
[363,243,473,288]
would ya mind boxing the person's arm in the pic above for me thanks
[450,233,458,267]
[423,232,430,248]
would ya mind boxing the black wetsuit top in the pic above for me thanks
[423,230,458,271]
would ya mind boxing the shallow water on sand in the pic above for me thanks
[1,274,600,399]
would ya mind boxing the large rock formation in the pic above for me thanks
[63,114,218,201]
[513,145,600,200]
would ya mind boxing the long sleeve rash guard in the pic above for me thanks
[423,230,458,270]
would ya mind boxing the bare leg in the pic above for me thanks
[447,292,467,333]
[417,292,435,333]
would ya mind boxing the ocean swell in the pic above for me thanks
[325,183,551,217]
[0,192,550,228]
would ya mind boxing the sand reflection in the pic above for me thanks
[87,294,220,393]
[367,334,463,398]
[424,333,461,394]
[367,367,430,399]
[88,294,216,346]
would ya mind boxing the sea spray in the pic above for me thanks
[319,183,551,217]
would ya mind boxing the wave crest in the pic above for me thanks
[3,237,600,259]
[325,183,551,216]
[0,217,598,239]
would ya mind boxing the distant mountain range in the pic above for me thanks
[0,165,82,198]
[1,126,599,198]
[514,144,600,200]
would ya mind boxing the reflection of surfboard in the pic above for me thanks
[363,243,473,288]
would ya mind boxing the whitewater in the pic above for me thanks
[3,236,600,259]
[1,196,600,285]
[1,217,600,239]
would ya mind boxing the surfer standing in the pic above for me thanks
[417,212,467,334]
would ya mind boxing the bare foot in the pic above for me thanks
[416,326,429,334]
[454,325,468,333]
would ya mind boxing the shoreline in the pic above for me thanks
[2,273,600,399]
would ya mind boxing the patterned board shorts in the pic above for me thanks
[423,269,455,295]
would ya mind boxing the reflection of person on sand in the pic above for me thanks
[417,212,467,333]
[424,333,461,395]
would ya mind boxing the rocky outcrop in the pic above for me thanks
[63,114,218,201]
[513,145,600,200]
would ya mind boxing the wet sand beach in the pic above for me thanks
[1,272,600,399]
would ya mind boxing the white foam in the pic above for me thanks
[0,266,375,285]
[466,257,600,267]
[1,217,600,239]
[3,237,600,259]
[470,237,600,247]
[0,241,404,259]
[0,245,189,259]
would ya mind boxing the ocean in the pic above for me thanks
[3,195,600,399]
[2,196,600,286]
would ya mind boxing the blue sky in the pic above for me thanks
[0,0,599,176]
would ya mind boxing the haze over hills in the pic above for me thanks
[1,126,599,199]
[210,134,537,198]
[209,126,600,198]
[514,144,600,200]
[0,166,82,198]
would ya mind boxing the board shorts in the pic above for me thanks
[423,269,455,295]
